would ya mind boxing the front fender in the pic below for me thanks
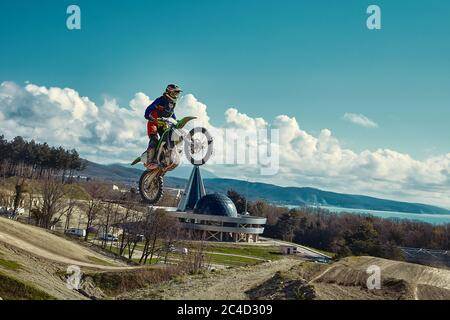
[176,116,197,129]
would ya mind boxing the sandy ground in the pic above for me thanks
[120,255,450,300]
[0,242,89,300]
[0,217,142,300]
[311,256,450,300]
[119,258,302,300]
[2,217,449,300]
[0,217,135,270]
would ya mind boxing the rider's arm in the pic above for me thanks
[144,97,162,120]
[144,104,156,121]
[171,112,177,120]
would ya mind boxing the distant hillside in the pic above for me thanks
[201,178,450,215]
[79,161,214,186]
[117,163,218,180]
[78,161,143,183]
[79,160,450,215]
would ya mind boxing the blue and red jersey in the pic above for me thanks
[144,95,177,121]
[144,95,177,136]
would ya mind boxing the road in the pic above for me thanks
[259,237,332,261]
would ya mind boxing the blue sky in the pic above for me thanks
[1,1,449,206]
[1,0,449,157]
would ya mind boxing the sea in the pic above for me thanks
[284,205,450,225]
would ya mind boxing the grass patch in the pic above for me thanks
[0,258,22,271]
[106,245,132,257]
[206,254,261,267]
[205,244,281,260]
[0,272,55,300]
[131,256,175,265]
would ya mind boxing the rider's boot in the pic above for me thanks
[146,147,156,164]
[143,147,158,170]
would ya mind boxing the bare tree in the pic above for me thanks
[139,209,178,265]
[62,184,80,230]
[179,232,210,274]
[31,177,67,229]
[116,197,143,258]
[12,178,27,216]
[98,200,120,250]
[81,182,108,241]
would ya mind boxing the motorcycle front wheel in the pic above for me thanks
[139,169,164,204]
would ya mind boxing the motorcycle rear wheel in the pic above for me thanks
[139,170,164,204]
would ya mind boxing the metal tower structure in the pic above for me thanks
[177,165,206,211]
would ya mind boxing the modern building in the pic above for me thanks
[165,166,267,243]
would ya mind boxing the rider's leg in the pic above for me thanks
[146,121,159,164]
[147,135,158,164]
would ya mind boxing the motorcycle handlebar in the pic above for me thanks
[158,117,176,125]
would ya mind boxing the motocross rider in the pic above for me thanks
[143,84,182,166]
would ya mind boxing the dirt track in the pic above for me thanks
[0,217,148,299]
[120,255,450,300]
[311,256,450,300]
[120,258,301,300]
[0,217,134,270]
[2,217,450,300]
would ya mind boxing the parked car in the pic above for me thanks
[314,256,331,264]
[136,234,145,242]
[99,234,119,242]
[0,207,18,219]
[166,244,176,252]
[166,245,188,255]
[64,228,86,238]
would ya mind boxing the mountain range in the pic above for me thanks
[78,160,450,215]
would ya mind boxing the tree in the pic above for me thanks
[139,209,178,265]
[227,189,247,213]
[31,178,67,228]
[0,135,84,179]
[81,182,108,241]
[13,178,28,215]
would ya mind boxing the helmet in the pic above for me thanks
[165,84,182,101]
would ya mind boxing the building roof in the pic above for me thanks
[194,193,238,218]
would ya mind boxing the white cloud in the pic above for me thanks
[0,81,148,163]
[225,108,267,130]
[0,81,449,208]
[343,113,378,128]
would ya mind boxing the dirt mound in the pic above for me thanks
[0,242,88,299]
[139,256,450,300]
[292,256,450,300]
[246,271,316,300]
[0,217,145,299]
[314,256,450,299]
[0,217,129,269]
[118,258,302,300]
[0,271,55,300]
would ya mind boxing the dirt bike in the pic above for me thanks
[131,116,213,204]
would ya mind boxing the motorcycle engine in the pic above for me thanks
[161,147,181,167]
